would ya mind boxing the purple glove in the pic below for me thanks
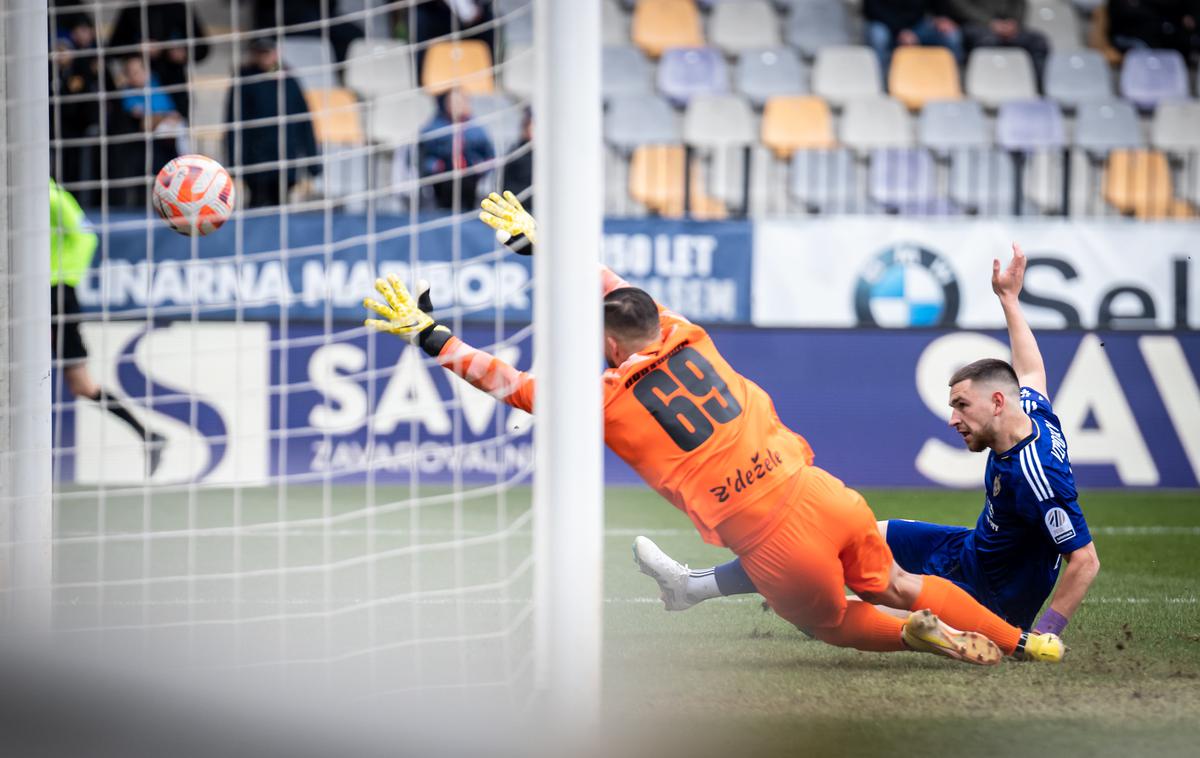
[1033,608,1068,636]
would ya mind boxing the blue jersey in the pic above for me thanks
[960,387,1093,628]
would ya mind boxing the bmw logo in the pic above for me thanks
[854,244,960,328]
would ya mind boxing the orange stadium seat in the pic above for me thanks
[304,88,365,146]
[422,40,495,95]
[631,0,704,58]
[1103,149,1196,219]
[889,47,962,110]
[628,144,727,219]
[761,96,835,159]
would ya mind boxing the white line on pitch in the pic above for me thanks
[53,525,1200,541]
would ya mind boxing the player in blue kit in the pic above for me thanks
[635,244,1101,639]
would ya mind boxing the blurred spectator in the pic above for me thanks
[941,0,1049,76]
[864,0,964,70]
[108,1,210,120]
[503,109,534,212]
[225,39,321,208]
[1108,0,1200,58]
[107,56,188,207]
[49,8,110,203]
[411,1,496,81]
[419,88,495,210]
[253,0,365,65]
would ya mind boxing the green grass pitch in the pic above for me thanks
[604,487,1200,758]
[53,485,1199,756]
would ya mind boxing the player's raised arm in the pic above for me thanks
[363,275,535,413]
[480,190,634,297]
[993,243,1048,398]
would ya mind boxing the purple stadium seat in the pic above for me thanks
[996,100,1065,150]
[868,148,940,209]
[1119,49,1190,110]
[657,47,729,106]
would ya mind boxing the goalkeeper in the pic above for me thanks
[363,192,1063,665]
[51,178,164,475]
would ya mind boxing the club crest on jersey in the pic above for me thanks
[993,475,1001,496]
[1045,507,1076,544]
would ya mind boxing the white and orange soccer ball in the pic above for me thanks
[152,154,236,236]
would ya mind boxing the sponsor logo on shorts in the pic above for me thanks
[1044,507,1076,544]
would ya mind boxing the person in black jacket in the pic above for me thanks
[252,0,364,65]
[864,0,964,71]
[50,8,111,203]
[224,39,321,209]
[107,1,210,119]
[1108,0,1200,59]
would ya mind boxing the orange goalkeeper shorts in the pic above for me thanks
[724,465,895,631]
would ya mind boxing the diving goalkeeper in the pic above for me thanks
[362,192,1064,665]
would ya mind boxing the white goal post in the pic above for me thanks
[1,0,52,633]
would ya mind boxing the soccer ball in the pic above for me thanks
[152,154,236,236]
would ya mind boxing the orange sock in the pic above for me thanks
[811,600,907,652]
[912,575,1022,653]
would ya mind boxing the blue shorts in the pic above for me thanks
[885,519,1038,629]
[885,519,974,593]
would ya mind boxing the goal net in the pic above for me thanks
[3,0,600,731]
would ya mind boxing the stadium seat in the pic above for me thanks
[345,40,416,98]
[996,100,1065,151]
[918,100,989,151]
[783,0,853,58]
[470,94,525,152]
[840,97,913,150]
[314,145,369,208]
[736,48,808,108]
[604,0,631,46]
[789,148,861,212]
[423,40,495,95]
[604,46,655,99]
[657,47,729,106]
[950,148,1017,214]
[628,144,728,219]
[709,1,780,54]
[1025,0,1083,51]
[1151,100,1200,151]
[761,96,835,158]
[868,148,941,210]
[280,37,336,92]
[193,38,235,78]
[1043,51,1113,109]
[1023,150,1066,213]
[502,45,534,99]
[965,47,1038,108]
[1104,149,1194,218]
[495,0,534,47]
[888,47,962,110]
[1074,101,1144,152]
[304,88,365,146]
[683,94,757,147]
[367,91,436,146]
[632,0,705,58]
[812,46,881,106]
[606,93,681,150]
[1119,49,1190,110]
[189,76,229,160]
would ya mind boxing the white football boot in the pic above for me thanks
[632,536,697,611]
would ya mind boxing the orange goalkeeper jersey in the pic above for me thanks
[434,268,815,546]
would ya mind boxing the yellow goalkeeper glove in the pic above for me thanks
[363,275,453,356]
[480,190,536,254]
